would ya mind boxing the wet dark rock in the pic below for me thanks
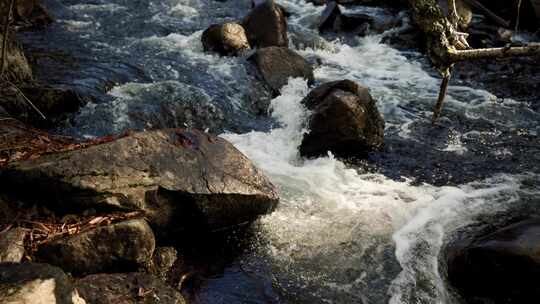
[319,1,342,32]
[0,228,26,263]
[250,46,314,94]
[0,129,279,233]
[37,219,155,276]
[0,262,85,304]
[300,80,384,158]
[0,85,86,128]
[13,0,53,26]
[201,22,250,56]
[242,0,288,48]
[446,218,540,303]
[76,272,185,304]
[319,2,373,34]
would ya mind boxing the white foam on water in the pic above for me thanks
[69,3,128,13]
[222,79,529,302]
[389,174,527,304]
[132,31,247,109]
[170,2,200,19]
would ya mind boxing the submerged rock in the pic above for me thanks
[0,262,85,304]
[446,218,540,303]
[242,0,288,48]
[201,22,250,56]
[76,272,185,304]
[0,228,26,263]
[250,46,314,95]
[0,129,279,233]
[299,80,384,158]
[13,0,53,26]
[38,219,155,276]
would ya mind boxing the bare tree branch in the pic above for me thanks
[449,43,540,61]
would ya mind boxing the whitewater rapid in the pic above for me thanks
[30,0,540,303]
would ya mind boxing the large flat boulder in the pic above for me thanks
[0,262,85,304]
[0,129,279,232]
[299,80,384,158]
[37,219,155,276]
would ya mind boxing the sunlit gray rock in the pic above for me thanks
[201,22,250,56]
[0,129,279,233]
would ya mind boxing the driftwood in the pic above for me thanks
[407,0,540,123]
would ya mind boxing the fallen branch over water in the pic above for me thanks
[407,0,540,123]
[448,44,540,61]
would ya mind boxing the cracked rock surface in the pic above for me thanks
[0,129,279,231]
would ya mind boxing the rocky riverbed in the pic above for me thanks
[1,0,539,303]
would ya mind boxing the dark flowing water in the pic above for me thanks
[20,0,540,303]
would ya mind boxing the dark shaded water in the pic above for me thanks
[19,0,540,303]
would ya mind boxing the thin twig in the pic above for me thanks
[0,0,15,78]
[6,80,47,120]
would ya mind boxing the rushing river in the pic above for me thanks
[21,0,540,303]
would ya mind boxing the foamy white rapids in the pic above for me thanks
[221,79,528,303]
